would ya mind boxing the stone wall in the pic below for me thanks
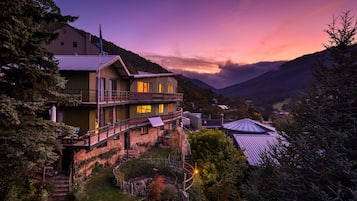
[73,137,122,177]
[72,121,178,178]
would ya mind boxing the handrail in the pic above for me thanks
[59,108,183,149]
[62,89,183,103]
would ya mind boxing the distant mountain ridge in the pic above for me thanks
[217,50,328,105]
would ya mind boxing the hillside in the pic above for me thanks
[218,50,328,105]
[77,27,221,112]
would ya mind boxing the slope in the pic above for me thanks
[219,50,328,105]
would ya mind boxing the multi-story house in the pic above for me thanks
[45,25,183,177]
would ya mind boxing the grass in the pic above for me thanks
[82,146,180,201]
[83,166,137,201]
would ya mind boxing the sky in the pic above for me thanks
[54,0,357,87]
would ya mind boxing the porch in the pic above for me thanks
[58,109,182,150]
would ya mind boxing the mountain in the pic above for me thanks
[175,61,285,89]
[218,50,328,106]
[190,79,217,91]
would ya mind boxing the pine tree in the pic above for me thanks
[244,11,357,201]
[0,0,76,196]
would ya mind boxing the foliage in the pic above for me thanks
[161,185,180,201]
[3,181,51,201]
[0,0,76,198]
[80,166,137,201]
[98,148,119,159]
[244,11,357,201]
[147,175,165,201]
[188,128,248,201]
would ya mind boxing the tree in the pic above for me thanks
[188,128,248,201]
[0,0,76,198]
[244,11,357,201]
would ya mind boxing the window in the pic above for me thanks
[159,104,164,113]
[141,126,148,134]
[137,81,150,92]
[137,105,151,113]
[158,83,163,93]
[168,104,174,112]
[110,79,117,100]
[72,41,78,48]
[167,85,174,93]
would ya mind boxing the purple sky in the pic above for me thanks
[54,0,357,86]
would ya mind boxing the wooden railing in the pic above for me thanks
[59,108,183,149]
[62,89,183,104]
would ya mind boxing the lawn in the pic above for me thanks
[81,146,179,201]
[83,166,137,201]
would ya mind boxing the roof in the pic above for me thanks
[233,133,280,166]
[133,71,180,78]
[55,55,121,71]
[222,118,274,133]
[148,117,164,127]
[55,55,178,78]
[202,119,222,128]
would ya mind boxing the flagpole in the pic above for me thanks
[97,24,103,132]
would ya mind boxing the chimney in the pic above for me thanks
[85,33,92,55]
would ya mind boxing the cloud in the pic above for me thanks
[144,54,285,89]
[144,54,221,74]
[192,60,285,89]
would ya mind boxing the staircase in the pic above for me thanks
[50,173,70,201]
[124,149,139,160]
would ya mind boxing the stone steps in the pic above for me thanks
[50,173,70,201]
[123,149,139,160]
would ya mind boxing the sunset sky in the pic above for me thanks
[54,0,357,87]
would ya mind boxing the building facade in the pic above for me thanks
[46,25,183,177]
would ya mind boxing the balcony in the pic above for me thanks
[63,89,183,105]
[59,108,183,149]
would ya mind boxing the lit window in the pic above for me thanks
[167,85,174,93]
[168,104,174,112]
[137,105,151,113]
[158,83,163,93]
[159,104,164,113]
[137,81,150,92]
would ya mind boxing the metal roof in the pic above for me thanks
[55,55,120,71]
[233,133,280,166]
[222,118,274,133]
[55,55,178,78]
[148,117,164,127]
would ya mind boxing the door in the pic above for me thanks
[109,79,117,100]
[124,131,130,150]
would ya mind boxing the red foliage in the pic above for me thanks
[147,175,165,201]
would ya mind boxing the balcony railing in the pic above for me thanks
[63,89,183,104]
[59,108,183,149]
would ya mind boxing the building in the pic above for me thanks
[46,25,183,177]
[222,118,281,166]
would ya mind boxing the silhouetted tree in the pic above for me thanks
[0,0,76,199]
[244,11,357,201]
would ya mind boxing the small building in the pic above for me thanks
[183,112,202,131]
[222,118,281,166]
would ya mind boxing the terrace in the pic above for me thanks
[64,89,183,105]
[58,108,183,150]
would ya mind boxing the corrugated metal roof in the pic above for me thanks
[222,118,270,133]
[233,133,280,166]
[55,55,120,71]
